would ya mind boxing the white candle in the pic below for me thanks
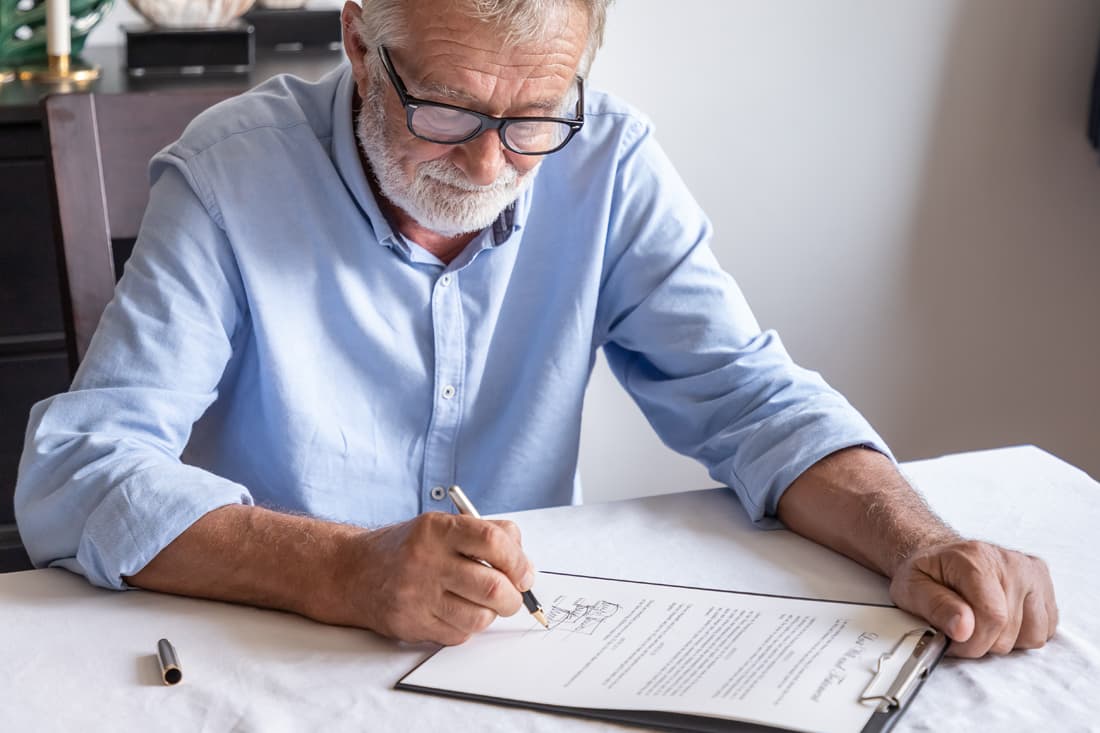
[46,0,71,57]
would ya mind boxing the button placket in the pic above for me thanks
[421,270,466,509]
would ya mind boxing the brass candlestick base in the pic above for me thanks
[18,54,100,83]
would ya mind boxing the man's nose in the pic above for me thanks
[452,130,507,186]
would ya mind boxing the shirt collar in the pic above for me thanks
[330,64,531,258]
[330,64,402,251]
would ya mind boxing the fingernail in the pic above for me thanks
[947,613,964,637]
[522,571,535,590]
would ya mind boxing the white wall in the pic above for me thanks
[90,2,1100,501]
[580,0,1100,502]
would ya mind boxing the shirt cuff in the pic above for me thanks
[723,397,894,529]
[72,462,254,589]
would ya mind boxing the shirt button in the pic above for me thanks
[430,486,447,501]
[439,274,452,287]
[441,385,456,400]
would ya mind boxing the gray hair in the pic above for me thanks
[352,0,614,77]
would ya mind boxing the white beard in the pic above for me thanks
[356,82,539,238]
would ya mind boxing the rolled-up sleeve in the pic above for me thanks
[14,157,254,589]
[597,118,892,526]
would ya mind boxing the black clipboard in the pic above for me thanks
[396,573,948,733]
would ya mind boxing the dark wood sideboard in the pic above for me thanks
[0,45,344,572]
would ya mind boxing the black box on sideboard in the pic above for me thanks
[123,22,255,76]
[244,8,342,50]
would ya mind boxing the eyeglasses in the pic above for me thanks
[376,46,585,156]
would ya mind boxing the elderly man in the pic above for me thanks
[16,0,1055,655]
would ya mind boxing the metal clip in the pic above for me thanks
[860,628,946,713]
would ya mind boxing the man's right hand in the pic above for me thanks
[324,512,536,645]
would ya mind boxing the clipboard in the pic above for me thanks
[396,573,949,733]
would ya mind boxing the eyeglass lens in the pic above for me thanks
[410,106,572,153]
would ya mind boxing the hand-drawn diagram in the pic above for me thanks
[547,597,621,635]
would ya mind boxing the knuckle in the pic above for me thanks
[1029,554,1053,581]
[497,520,521,542]
[407,514,436,544]
[953,541,991,569]
[477,521,503,550]
[975,605,1009,632]
[482,571,506,601]
[422,511,451,534]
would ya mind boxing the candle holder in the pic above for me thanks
[10,0,100,83]
[17,52,99,82]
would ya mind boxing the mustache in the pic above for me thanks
[418,160,520,192]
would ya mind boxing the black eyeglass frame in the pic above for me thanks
[376,46,585,156]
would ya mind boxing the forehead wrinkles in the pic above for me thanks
[415,28,582,76]
[410,39,581,110]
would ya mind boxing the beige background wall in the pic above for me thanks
[580,0,1100,502]
[90,1,1100,503]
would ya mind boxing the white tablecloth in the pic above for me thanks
[1,446,1096,732]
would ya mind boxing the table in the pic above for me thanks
[1,446,1096,731]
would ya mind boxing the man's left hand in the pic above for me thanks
[888,540,1058,657]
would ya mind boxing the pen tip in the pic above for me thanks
[533,609,549,628]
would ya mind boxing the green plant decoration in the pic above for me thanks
[1,0,114,67]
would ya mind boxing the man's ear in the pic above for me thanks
[342,3,369,64]
[341,1,372,93]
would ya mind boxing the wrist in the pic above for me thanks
[301,522,370,625]
[887,528,963,576]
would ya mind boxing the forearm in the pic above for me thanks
[125,504,360,624]
[776,447,959,577]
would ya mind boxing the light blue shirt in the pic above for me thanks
[15,64,889,589]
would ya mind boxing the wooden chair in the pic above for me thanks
[42,89,239,373]
[0,90,240,573]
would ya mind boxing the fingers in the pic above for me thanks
[350,513,532,645]
[1013,592,1049,650]
[892,541,1059,658]
[450,516,535,593]
[1024,555,1058,647]
[430,592,501,646]
[890,569,975,642]
[934,546,1010,658]
[363,513,537,645]
[442,553,525,618]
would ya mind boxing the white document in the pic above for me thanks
[398,573,939,733]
